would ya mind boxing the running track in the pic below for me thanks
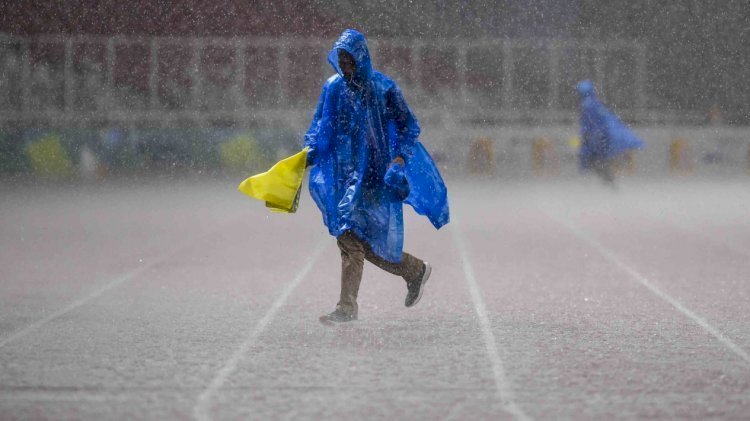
[1,177,749,420]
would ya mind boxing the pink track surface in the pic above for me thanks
[1,177,749,420]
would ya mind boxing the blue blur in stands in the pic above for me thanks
[577,80,645,170]
[303,29,449,263]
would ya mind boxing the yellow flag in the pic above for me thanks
[237,148,308,213]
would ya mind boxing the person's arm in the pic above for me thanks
[386,84,420,165]
[303,82,331,167]
[384,157,409,200]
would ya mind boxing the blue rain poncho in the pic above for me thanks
[577,80,644,170]
[304,29,449,262]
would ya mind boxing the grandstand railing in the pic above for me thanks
[0,34,702,127]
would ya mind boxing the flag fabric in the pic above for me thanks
[237,148,308,213]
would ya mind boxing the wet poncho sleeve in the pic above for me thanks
[386,85,449,229]
[386,85,420,161]
[303,81,332,168]
[384,162,410,200]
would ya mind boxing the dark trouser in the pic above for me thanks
[336,231,424,315]
[592,159,615,186]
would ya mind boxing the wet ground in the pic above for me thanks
[1,176,749,420]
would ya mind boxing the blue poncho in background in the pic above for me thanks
[304,29,449,262]
[577,80,645,170]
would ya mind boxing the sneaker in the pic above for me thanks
[319,309,357,324]
[405,262,431,308]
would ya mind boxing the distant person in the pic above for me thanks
[576,80,644,187]
[304,29,449,324]
[706,103,725,126]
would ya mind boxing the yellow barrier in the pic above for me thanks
[467,137,496,175]
[532,137,558,176]
[220,134,265,174]
[669,138,692,174]
[25,135,75,180]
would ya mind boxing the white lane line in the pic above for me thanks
[542,208,750,366]
[0,245,188,349]
[0,392,132,403]
[633,205,750,259]
[193,238,328,421]
[451,221,533,421]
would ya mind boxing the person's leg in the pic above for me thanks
[335,231,365,316]
[355,233,431,307]
[593,159,616,187]
[601,159,617,188]
[364,247,424,284]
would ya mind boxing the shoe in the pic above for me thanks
[405,262,431,308]
[319,309,357,324]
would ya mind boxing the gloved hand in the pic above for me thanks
[384,161,409,201]
[305,147,316,168]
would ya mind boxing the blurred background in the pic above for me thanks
[1,0,748,181]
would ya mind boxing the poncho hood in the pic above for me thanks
[327,29,373,85]
[576,79,596,99]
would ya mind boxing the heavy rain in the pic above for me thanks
[1,1,749,419]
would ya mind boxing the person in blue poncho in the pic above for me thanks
[304,29,449,324]
[577,80,644,187]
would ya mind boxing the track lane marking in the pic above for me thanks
[541,207,750,366]
[193,238,328,421]
[631,203,750,259]
[451,218,533,421]
[0,244,189,349]
[0,215,253,350]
